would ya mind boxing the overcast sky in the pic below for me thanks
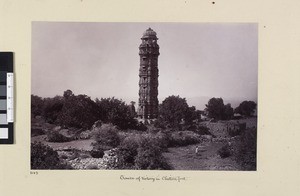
[32,22,257,109]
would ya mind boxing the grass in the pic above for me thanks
[163,142,241,170]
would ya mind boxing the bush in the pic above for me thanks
[31,142,71,169]
[134,136,172,170]
[227,128,240,137]
[227,123,246,137]
[94,124,120,148]
[234,128,257,170]
[31,128,45,137]
[90,149,104,158]
[136,122,148,131]
[153,131,170,149]
[153,118,166,129]
[189,125,211,135]
[168,131,200,147]
[218,144,231,158]
[47,131,71,143]
[116,137,139,169]
[115,134,172,170]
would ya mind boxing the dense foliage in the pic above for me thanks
[31,90,139,130]
[115,134,171,170]
[31,95,44,117]
[42,96,64,124]
[158,95,201,129]
[134,136,171,170]
[31,142,71,169]
[234,127,257,170]
[57,92,100,129]
[234,101,257,117]
[94,124,121,148]
[205,98,234,120]
[218,144,232,158]
[95,97,138,130]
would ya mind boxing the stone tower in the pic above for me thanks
[138,28,160,119]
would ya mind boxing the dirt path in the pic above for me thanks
[31,135,95,151]
[163,142,242,170]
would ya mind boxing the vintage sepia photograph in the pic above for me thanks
[31,22,257,170]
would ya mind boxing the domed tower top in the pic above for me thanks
[142,28,158,39]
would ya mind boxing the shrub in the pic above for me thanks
[189,125,211,135]
[94,124,120,148]
[31,142,71,169]
[147,125,160,134]
[227,128,240,137]
[153,117,166,129]
[90,149,104,158]
[134,136,172,170]
[116,137,139,169]
[47,131,71,143]
[227,123,246,137]
[153,131,170,149]
[115,134,172,170]
[234,128,257,170]
[136,122,148,131]
[168,131,200,147]
[218,144,231,158]
[31,128,45,137]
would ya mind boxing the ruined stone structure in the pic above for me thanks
[138,28,159,119]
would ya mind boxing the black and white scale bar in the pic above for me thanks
[0,52,14,144]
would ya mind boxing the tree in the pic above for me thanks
[205,97,225,120]
[42,96,64,123]
[63,89,74,99]
[185,106,202,125]
[56,93,100,129]
[31,95,44,117]
[234,101,257,117]
[223,103,234,120]
[205,98,234,120]
[95,97,138,130]
[159,95,197,128]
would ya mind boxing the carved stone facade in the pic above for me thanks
[138,28,159,119]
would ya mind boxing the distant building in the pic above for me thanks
[137,28,160,119]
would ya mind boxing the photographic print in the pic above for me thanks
[31,22,257,170]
